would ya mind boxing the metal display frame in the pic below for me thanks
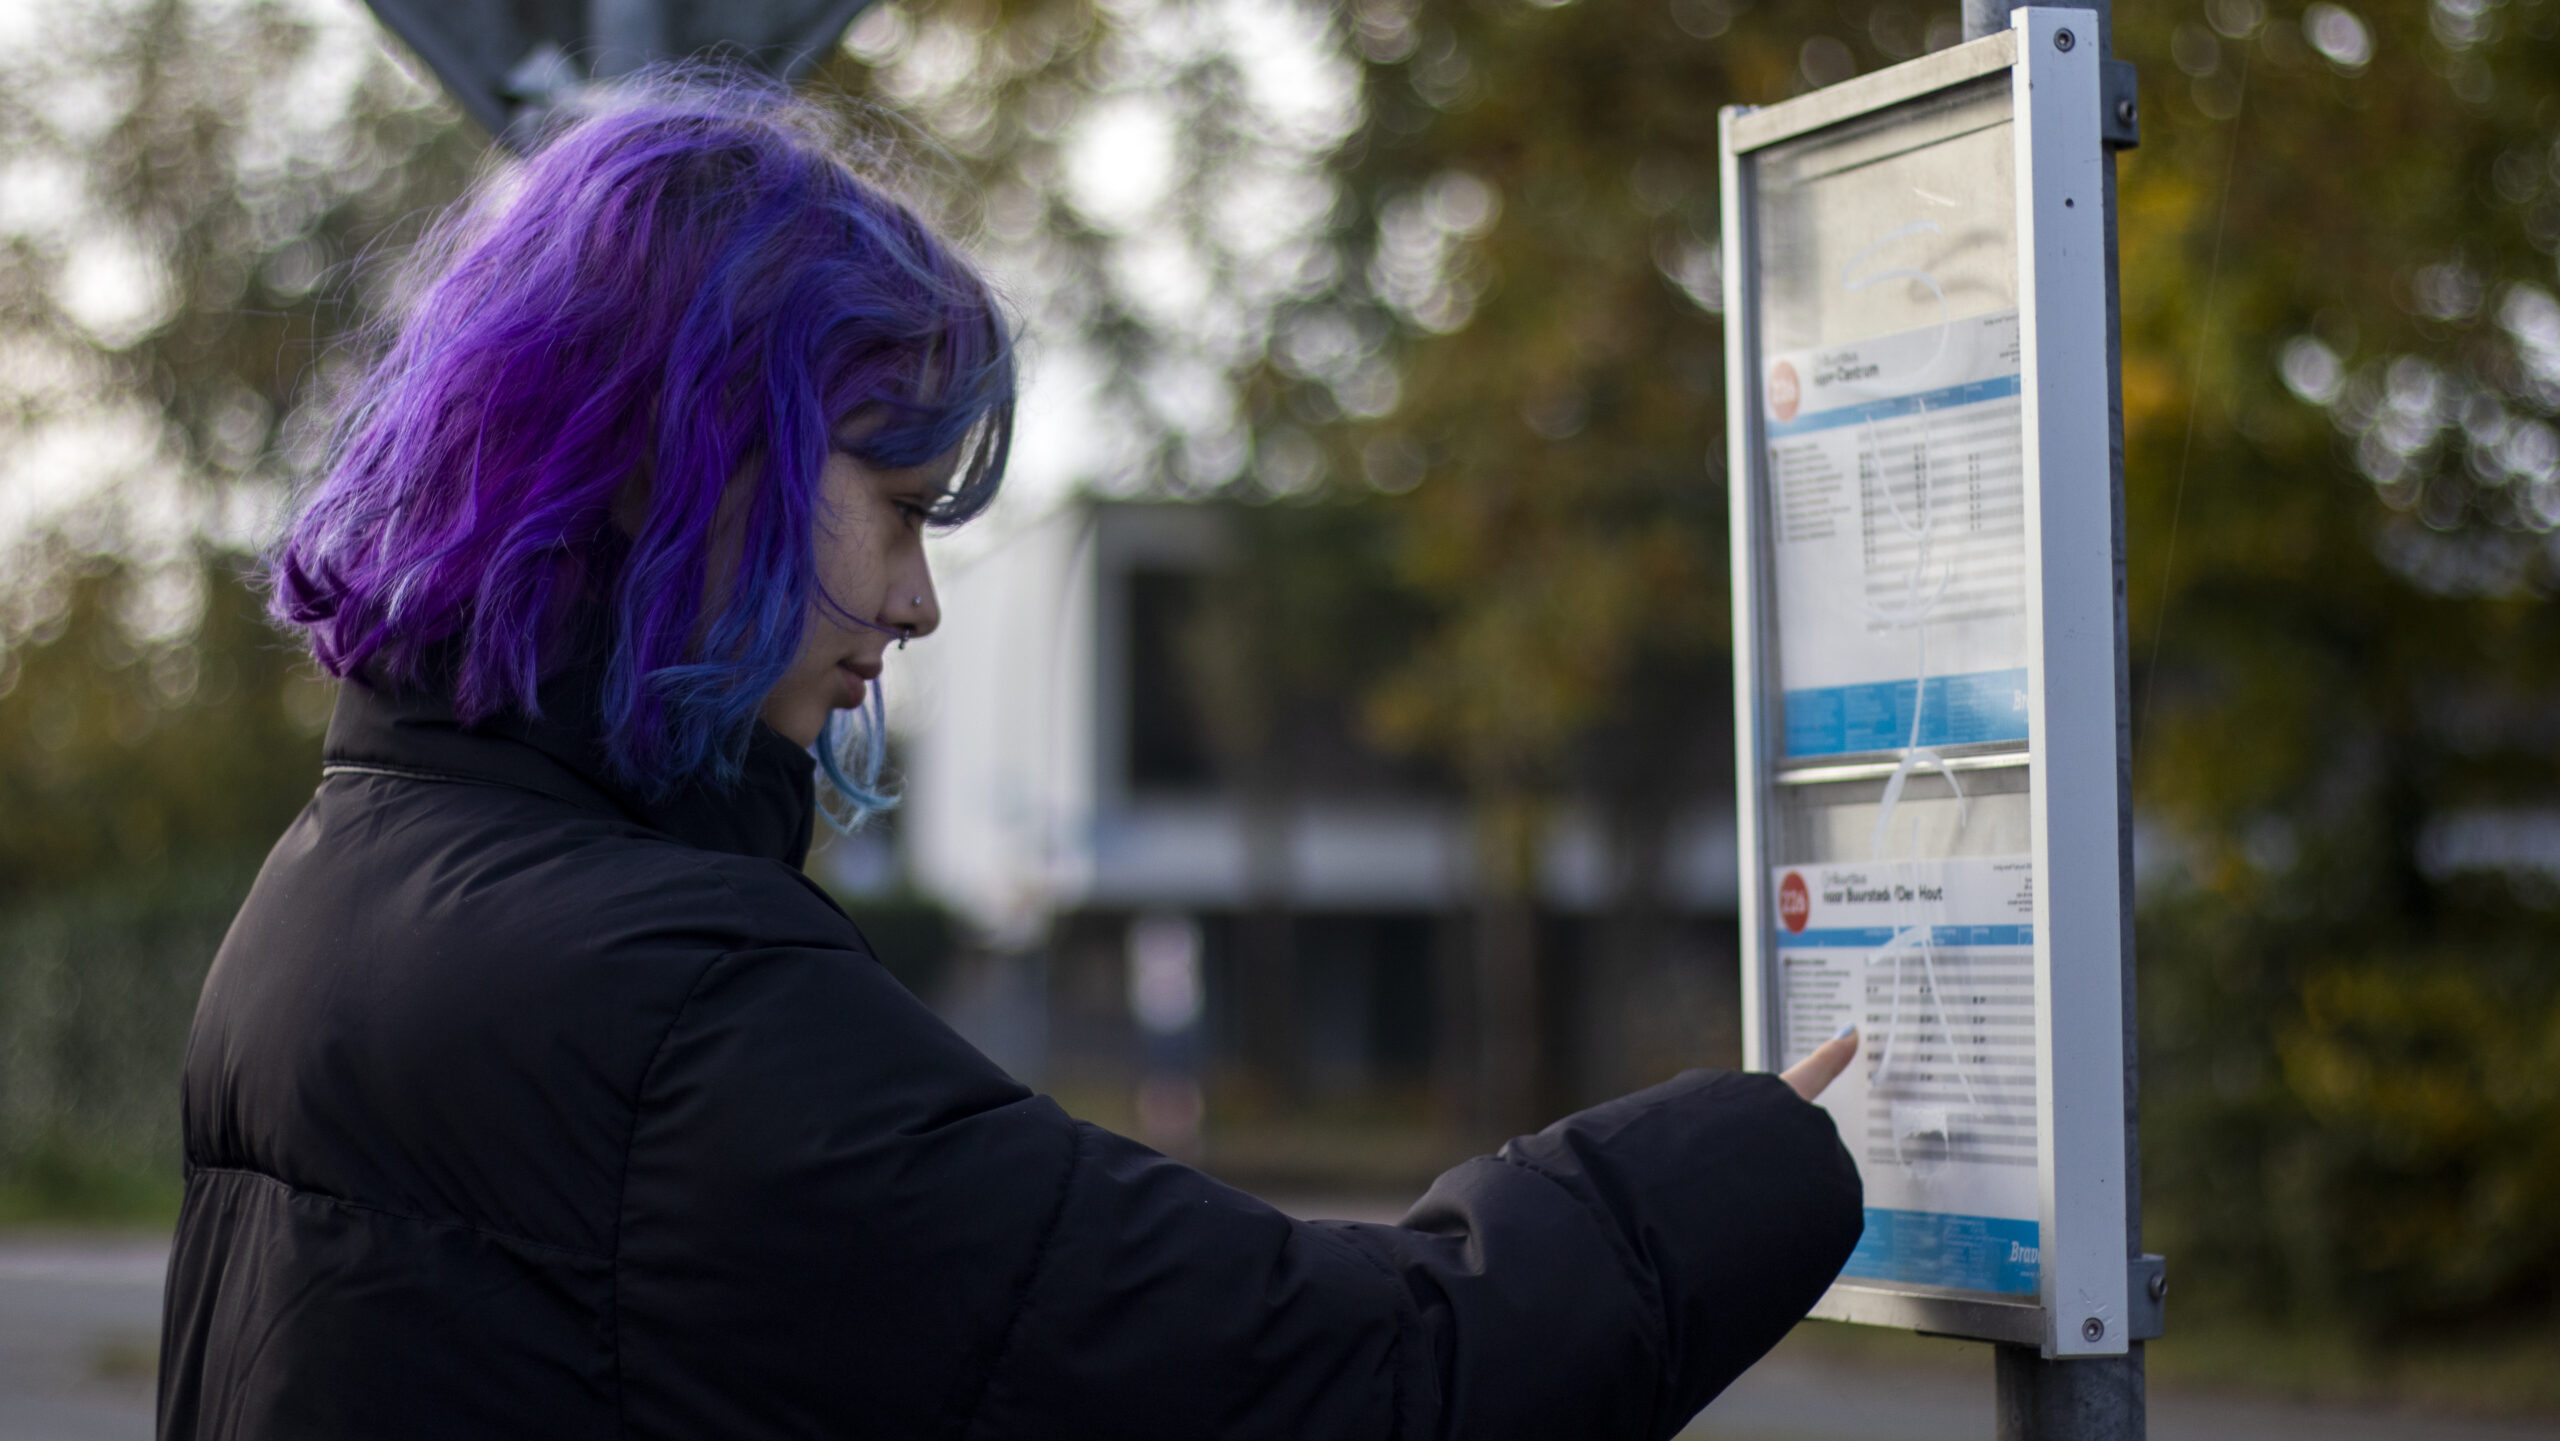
[1722,10,2145,1361]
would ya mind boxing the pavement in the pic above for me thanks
[2,1230,2555,1441]
[0,1238,162,1441]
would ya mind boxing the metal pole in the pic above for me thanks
[1965,1,2146,1438]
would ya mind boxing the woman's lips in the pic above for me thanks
[835,658,878,707]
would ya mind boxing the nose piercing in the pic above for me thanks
[911,595,924,606]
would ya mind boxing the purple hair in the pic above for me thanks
[271,75,1013,792]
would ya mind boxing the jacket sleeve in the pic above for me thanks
[971,1072,1862,1441]
[618,944,1859,1441]
[1378,1070,1865,1438]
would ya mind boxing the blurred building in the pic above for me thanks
[856,498,1745,1167]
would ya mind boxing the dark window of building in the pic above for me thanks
[1126,568,1216,791]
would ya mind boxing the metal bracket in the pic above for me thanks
[2101,59,2140,149]
[2128,1254,2166,1339]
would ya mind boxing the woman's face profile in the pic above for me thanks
[757,435,956,748]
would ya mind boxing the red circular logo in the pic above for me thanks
[1768,360,1801,423]
[1778,871,1811,933]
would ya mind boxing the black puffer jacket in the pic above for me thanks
[159,669,1862,1441]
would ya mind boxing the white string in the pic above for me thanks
[1837,229,1989,1161]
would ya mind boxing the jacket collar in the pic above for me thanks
[322,657,819,870]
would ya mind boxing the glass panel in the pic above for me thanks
[1749,75,2043,1302]
[1774,767,2031,866]
[1753,75,2028,768]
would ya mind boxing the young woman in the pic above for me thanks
[159,78,1863,1441]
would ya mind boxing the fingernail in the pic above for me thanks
[1831,1022,1858,1040]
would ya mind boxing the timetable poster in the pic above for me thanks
[1763,311,2031,759]
[1774,855,2041,1296]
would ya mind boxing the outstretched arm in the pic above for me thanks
[621,945,1863,1441]
[977,1069,1863,1441]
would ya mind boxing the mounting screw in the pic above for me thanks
[2116,97,2137,126]
[2081,1317,2106,1342]
[2148,1270,2168,1301]
[2054,28,2076,51]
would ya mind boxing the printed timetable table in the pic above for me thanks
[1774,857,2041,1296]
[1765,312,2031,761]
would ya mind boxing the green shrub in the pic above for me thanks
[0,861,255,1223]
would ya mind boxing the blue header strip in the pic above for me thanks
[1784,669,2029,757]
[1766,372,2022,439]
[1778,924,2033,949]
[1780,926,1899,949]
[1842,1207,2040,1295]
[1931,924,2035,947]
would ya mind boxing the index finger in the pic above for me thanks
[1780,1024,1859,1101]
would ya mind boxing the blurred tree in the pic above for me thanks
[0,0,477,1206]
[0,555,328,1215]
[824,1,1485,1124]
[815,0,1369,1107]
[0,0,479,557]
[1275,0,1837,1128]
[809,0,1362,500]
[0,548,330,904]
[2112,0,2560,1335]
